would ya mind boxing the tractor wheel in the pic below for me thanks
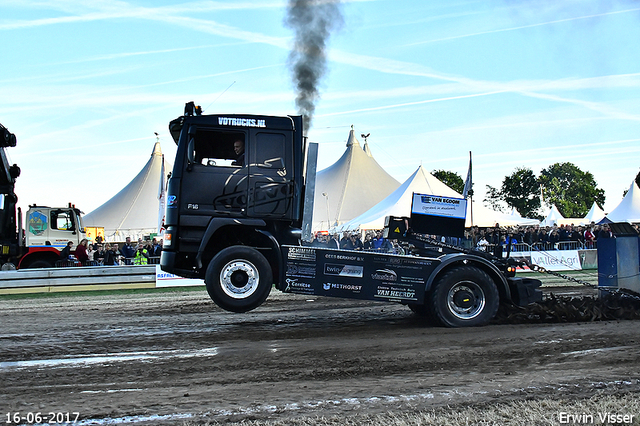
[429,265,499,327]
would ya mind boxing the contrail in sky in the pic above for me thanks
[406,7,640,46]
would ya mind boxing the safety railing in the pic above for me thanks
[481,241,597,253]
[55,256,160,267]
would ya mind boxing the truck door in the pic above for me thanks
[180,127,248,217]
[49,208,80,245]
[26,208,79,248]
[247,130,295,219]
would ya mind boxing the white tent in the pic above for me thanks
[583,202,606,224]
[83,142,171,241]
[339,164,540,231]
[466,202,540,228]
[508,207,522,218]
[340,165,461,231]
[540,205,564,227]
[603,181,640,223]
[313,127,400,231]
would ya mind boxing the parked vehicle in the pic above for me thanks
[0,123,85,269]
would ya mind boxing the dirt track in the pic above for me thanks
[1,286,639,425]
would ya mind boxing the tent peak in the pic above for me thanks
[346,127,361,147]
[602,179,640,223]
[152,141,162,156]
[363,141,372,157]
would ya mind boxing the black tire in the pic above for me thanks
[407,303,429,316]
[205,246,272,313]
[429,265,499,327]
[26,260,55,269]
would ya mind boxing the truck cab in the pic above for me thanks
[160,106,308,299]
[18,205,85,269]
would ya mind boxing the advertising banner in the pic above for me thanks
[530,250,582,271]
[155,265,204,287]
[410,193,467,238]
[282,246,439,304]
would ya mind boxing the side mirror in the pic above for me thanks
[187,137,195,171]
[186,126,197,171]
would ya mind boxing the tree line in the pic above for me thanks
[432,163,640,220]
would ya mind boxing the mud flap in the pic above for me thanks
[507,277,543,306]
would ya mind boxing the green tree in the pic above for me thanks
[539,162,605,218]
[431,170,464,194]
[482,168,541,218]
[483,184,507,213]
[501,167,541,218]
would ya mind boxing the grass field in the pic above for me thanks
[187,394,639,425]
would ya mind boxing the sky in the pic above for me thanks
[2,0,640,219]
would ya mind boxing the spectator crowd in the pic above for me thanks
[468,222,621,251]
[59,236,163,266]
[58,221,638,267]
[309,222,639,254]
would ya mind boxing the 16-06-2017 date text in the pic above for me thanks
[5,412,80,424]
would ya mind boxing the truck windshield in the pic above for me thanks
[51,210,75,231]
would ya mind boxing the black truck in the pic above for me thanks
[160,102,541,327]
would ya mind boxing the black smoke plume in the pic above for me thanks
[285,0,343,132]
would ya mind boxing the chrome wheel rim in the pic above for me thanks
[447,281,485,320]
[219,260,259,299]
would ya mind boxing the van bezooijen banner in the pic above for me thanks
[410,193,467,238]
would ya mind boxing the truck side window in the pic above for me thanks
[193,130,245,167]
[255,132,285,167]
[51,210,75,231]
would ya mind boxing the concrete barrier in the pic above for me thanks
[0,265,157,295]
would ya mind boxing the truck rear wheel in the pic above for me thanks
[205,246,272,313]
[429,265,499,327]
[26,260,55,269]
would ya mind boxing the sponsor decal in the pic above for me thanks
[284,278,315,294]
[323,282,362,292]
[324,263,364,278]
[373,256,433,270]
[412,193,467,219]
[371,269,397,282]
[286,263,316,278]
[287,247,316,262]
[218,117,267,128]
[375,285,417,300]
[214,190,246,210]
[399,276,425,285]
[324,253,364,262]
[28,210,48,236]
[420,195,461,205]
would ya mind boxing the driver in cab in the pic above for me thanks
[232,139,244,167]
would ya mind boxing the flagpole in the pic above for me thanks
[462,151,473,227]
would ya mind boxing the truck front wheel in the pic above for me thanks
[429,265,499,327]
[205,246,272,313]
